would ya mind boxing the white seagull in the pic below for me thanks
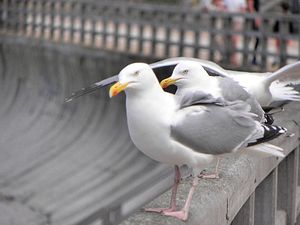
[108,63,286,221]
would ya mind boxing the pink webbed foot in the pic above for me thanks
[144,206,176,213]
[162,177,199,221]
[163,210,188,221]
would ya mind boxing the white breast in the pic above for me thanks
[125,91,215,168]
[125,92,178,164]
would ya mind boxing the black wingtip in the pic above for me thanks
[248,124,287,146]
[64,75,118,103]
[261,124,287,141]
[64,97,73,103]
[64,86,98,103]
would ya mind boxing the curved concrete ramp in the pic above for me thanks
[0,39,175,225]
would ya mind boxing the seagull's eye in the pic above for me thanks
[133,71,140,76]
[182,69,189,75]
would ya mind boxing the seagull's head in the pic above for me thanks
[160,61,208,89]
[109,63,158,97]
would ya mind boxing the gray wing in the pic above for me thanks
[150,57,228,77]
[218,77,265,122]
[266,61,300,85]
[171,97,263,155]
[177,90,226,109]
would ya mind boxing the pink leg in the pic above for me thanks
[163,176,199,221]
[198,157,221,179]
[144,165,181,213]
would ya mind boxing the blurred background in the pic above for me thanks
[0,0,300,225]
[2,0,300,70]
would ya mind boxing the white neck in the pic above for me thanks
[177,76,220,97]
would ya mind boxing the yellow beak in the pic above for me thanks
[160,77,179,89]
[109,82,129,98]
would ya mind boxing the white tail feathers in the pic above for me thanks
[270,81,300,102]
[247,143,285,158]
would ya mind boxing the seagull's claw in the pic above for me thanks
[163,210,188,221]
[198,170,220,179]
[198,173,220,179]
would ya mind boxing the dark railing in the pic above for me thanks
[1,0,300,70]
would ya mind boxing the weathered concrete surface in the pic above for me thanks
[0,199,48,225]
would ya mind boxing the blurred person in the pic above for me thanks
[202,0,212,11]
[201,0,226,63]
[213,0,227,60]
[248,0,260,65]
[202,0,225,11]
[272,2,294,67]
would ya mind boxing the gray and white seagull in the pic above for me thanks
[160,60,266,123]
[160,61,269,177]
[109,62,286,221]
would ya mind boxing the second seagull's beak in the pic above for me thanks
[160,77,179,89]
[109,82,129,98]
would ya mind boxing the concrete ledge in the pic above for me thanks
[121,103,300,225]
